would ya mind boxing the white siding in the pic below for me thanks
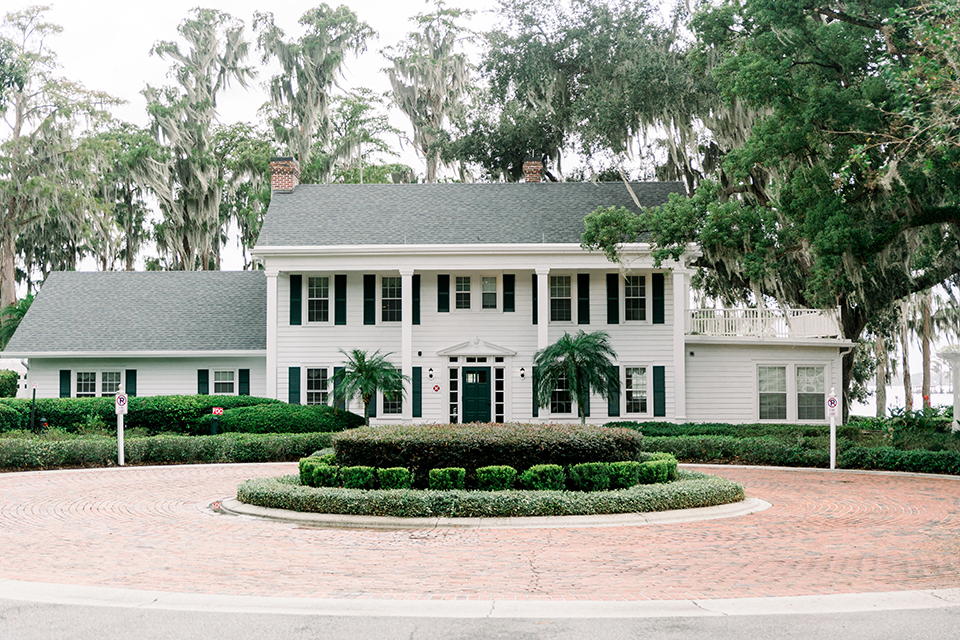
[26,356,266,399]
[684,342,844,424]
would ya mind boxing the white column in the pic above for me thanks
[537,268,550,350]
[672,266,687,421]
[401,269,414,422]
[941,351,960,432]
[266,269,279,400]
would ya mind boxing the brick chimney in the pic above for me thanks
[270,157,300,193]
[522,158,543,183]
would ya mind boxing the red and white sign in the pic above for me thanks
[212,407,224,416]
[115,393,128,415]
[433,385,440,393]
[827,396,839,418]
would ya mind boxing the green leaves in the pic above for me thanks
[532,331,620,424]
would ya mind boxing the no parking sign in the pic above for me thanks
[826,396,839,418]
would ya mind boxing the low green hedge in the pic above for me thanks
[196,404,364,435]
[0,395,283,435]
[236,469,746,518]
[334,423,643,488]
[611,420,864,441]
[839,445,960,475]
[0,431,335,470]
[642,435,830,467]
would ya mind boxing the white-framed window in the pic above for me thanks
[214,370,235,394]
[758,366,787,420]
[550,374,572,414]
[797,366,826,420]
[76,372,97,398]
[308,276,330,323]
[625,366,648,414]
[481,276,498,309]
[101,371,122,397]
[550,275,572,322]
[455,276,471,309]
[448,366,459,423]
[382,391,402,414]
[624,275,646,322]
[306,368,328,405]
[381,276,402,322]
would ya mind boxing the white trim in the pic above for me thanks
[266,272,278,399]
[8,350,267,358]
[622,365,651,417]
[685,335,855,348]
[212,369,239,396]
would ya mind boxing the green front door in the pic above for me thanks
[462,367,491,423]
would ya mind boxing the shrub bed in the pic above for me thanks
[642,435,830,467]
[236,469,745,518]
[334,423,642,488]
[0,431,334,470]
[196,404,364,435]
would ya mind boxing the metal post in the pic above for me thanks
[29,385,37,432]
[828,387,838,470]
[117,411,125,467]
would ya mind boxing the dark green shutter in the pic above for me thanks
[653,273,665,324]
[413,274,421,325]
[363,274,376,325]
[369,389,376,417]
[59,370,71,398]
[239,369,250,396]
[413,367,422,418]
[289,274,302,326]
[334,274,347,325]
[607,273,620,325]
[198,369,209,395]
[333,366,345,411]
[125,370,137,397]
[607,365,620,417]
[577,273,590,325]
[438,274,449,312]
[579,370,590,417]
[532,366,539,417]
[288,367,301,405]
[532,274,538,325]
[503,274,515,312]
[653,366,666,417]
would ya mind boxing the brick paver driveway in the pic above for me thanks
[1,463,958,601]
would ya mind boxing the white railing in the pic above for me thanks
[687,308,841,339]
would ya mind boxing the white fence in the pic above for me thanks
[687,308,841,339]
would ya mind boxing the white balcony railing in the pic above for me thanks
[687,308,841,339]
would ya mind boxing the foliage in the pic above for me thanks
[567,462,611,492]
[332,348,408,425]
[377,466,413,490]
[254,5,374,176]
[0,431,334,470]
[141,8,253,270]
[0,292,30,348]
[428,467,466,491]
[341,465,377,489]
[533,331,620,424]
[196,403,363,435]
[519,464,565,491]
[333,422,643,488]
[0,370,17,398]
[237,469,745,517]
[299,457,340,487]
[383,2,473,182]
[475,465,517,491]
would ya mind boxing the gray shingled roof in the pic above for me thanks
[256,181,686,248]
[4,271,266,355]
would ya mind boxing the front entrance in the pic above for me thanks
[461,367,491,423]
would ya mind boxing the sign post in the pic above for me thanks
[212,407,223,435]
[115,388,128,467]
[826,388,840,470]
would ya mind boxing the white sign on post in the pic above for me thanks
[115,391,127,466]
[115,393,128,415]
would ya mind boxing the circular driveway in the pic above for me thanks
[1,463,959,602]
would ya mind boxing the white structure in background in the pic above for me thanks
[4,158,855,425]
[938,348,960,432]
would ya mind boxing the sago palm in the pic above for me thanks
[332,349,408,426]
[533,330,620,424]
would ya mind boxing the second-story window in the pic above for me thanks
[624,275,646,321]
[550,275,572,321]
[308,277,329,322]
[382,277,402,322]
[456,276,471,309]
[482,276,497,309]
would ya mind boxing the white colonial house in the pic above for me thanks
[4,158,853,424]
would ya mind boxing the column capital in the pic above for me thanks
[399,268,415,277]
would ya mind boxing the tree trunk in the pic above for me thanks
[922,290,931,407]
[0,224,17,310]
[901,318,913,410]
[839,301,868,421]
[875,336,887,418]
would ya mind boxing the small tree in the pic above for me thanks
[533,331,620,424]
[332,349,408,426]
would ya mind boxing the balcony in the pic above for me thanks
[687,308,841,339]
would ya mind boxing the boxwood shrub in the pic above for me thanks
[476,465,517,491]
[334,423,642,488]
[568,462,611,492]
[429,467,466,490]
[196,404,364,435]
[237,470,746,518]
[520,464,565,491]
[342,466,377,489]
[378,467,413,490]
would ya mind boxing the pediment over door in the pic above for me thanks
[437,337,517,357]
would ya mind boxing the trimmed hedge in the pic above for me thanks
[520,464,565,491]
[0,370,18,399]
[0,395,283,435]
[334,423,643,488]
[611,420,864,441]
[476,465,517,491]
[839,445,960,475]
[429,467,466,490]
[197,404,364,435]
[0,431,335,470]
[642,435,830,468]
[237,470,746,518]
